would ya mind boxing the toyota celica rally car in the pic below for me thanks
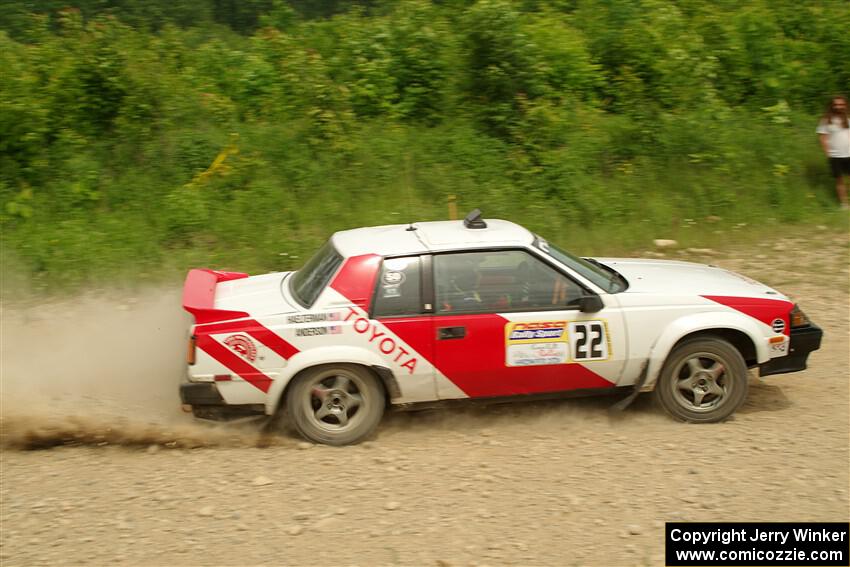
[180,210,822,445]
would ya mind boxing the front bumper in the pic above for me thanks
[179,382,265,420]
[759,323,823,377]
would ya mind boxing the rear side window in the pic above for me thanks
[372,257,422,317]
[290,241,343,308]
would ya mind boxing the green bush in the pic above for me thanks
[1,0,848,293]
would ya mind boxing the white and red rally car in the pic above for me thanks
[181,210,822,445]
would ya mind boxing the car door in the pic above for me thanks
[369,255,439,403]
[430,249,627,399]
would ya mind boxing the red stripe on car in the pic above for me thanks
[195,334,273,392]
[330,254,382,312]
[383,314,615,398]
[195,319,300,360]
[194,319,300,391]
[248,325,299,359]
[701,295,793,336]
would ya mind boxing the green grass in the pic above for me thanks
[3,133,847,301]
[3,113,848,297]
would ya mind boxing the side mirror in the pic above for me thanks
[578,295,604,313]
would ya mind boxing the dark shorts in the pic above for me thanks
[829,157,850,177]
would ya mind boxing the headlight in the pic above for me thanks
[790,305,810,328]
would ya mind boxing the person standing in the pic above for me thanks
[817,95,850,209]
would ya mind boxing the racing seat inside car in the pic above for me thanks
[440,264,482,312]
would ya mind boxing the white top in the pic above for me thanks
[333,219,535,257]
[816,117,850,158]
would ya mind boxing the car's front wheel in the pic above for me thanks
[654,337,748,423]
[285,364,385,445]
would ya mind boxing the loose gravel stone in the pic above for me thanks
[252,476,273,487]
[312,517,341,532]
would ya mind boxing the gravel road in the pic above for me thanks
[2,230,848,567]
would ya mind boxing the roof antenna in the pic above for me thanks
[403,150,417,231]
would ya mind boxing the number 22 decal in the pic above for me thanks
[569,321,609,361]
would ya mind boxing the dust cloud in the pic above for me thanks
[0,286,638,450]
[0,288,277,450]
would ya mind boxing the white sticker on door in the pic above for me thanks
[568,321,610,361]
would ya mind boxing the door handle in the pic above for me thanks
[438,326,466,340]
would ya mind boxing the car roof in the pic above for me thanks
[332,219,535,258]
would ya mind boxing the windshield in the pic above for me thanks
[533,236,627,293]
[290,240,344,307]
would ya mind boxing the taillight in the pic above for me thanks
[790,305,810,328]
[187,335,197,365]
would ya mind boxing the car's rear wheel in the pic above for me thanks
[654,337,748,423]
[285,364,385,446]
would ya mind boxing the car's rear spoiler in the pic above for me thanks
[183,269,250,324]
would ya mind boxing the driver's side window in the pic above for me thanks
[434,250,584,314]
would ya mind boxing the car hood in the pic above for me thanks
[594,258,788,300]
[214,271,299,315]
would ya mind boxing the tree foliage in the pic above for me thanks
[1,0,848,289]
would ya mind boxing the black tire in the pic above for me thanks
[653,337,748,423]
[285,364,385,446]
